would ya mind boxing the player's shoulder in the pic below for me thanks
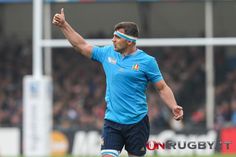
[95,44,114,51]
[103,45,117,54]
[137,49,156,62]
[104,45,114,49]
[93,45,116,56]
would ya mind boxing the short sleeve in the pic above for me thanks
[91,46,109,63]
[146,58,163,83]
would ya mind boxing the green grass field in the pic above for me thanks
[148,155,235,157]
[74,155,235,157]
[69,154,236,157]
[16,154,236,157]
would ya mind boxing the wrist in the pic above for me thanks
[59,20,67,29]
[171,104,179,110]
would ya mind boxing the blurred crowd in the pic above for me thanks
[0,34,236,132]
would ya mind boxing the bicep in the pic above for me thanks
[74,44,93,58]
[145,58,163,83]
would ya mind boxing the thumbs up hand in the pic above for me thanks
[52,8,66,27]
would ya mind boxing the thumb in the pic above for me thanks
[61,8,64,15]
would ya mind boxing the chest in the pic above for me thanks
[104,55,145,82]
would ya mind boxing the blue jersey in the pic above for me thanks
[91,45,163,124]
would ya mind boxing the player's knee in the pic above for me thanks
[102,154,116,157]
[101,149,120,157]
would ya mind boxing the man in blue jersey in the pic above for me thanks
[53,8,183,157]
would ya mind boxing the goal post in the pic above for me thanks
[41,37,236,47]
[23,76,53,157]
[23,0,53,157]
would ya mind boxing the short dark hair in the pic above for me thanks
[114,22,139,38]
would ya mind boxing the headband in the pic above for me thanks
[113,31,138,42]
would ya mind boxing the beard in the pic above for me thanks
[113,44,126,54]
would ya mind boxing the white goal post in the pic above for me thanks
[41,37,236,47]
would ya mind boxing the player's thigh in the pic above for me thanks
[101,120,124,157]
[124,115,150,156]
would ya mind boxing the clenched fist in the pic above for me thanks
[52,8,65,27]
[172,105,184,121]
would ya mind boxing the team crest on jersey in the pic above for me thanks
[108,57,117,64]
[132,64,139,71]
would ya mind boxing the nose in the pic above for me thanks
[112,36,116,43]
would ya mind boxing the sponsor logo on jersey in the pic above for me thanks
[108,57,117,64]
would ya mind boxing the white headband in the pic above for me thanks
[114,31,138,42]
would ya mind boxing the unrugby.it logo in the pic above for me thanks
[146,140,232,150]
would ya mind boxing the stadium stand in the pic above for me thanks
[0,33,236,133]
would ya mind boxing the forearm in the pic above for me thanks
[60,21,92,58]
[159,84,178,110]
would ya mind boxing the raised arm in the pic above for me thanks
[52,8,92,58]
[155,80,184,121]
